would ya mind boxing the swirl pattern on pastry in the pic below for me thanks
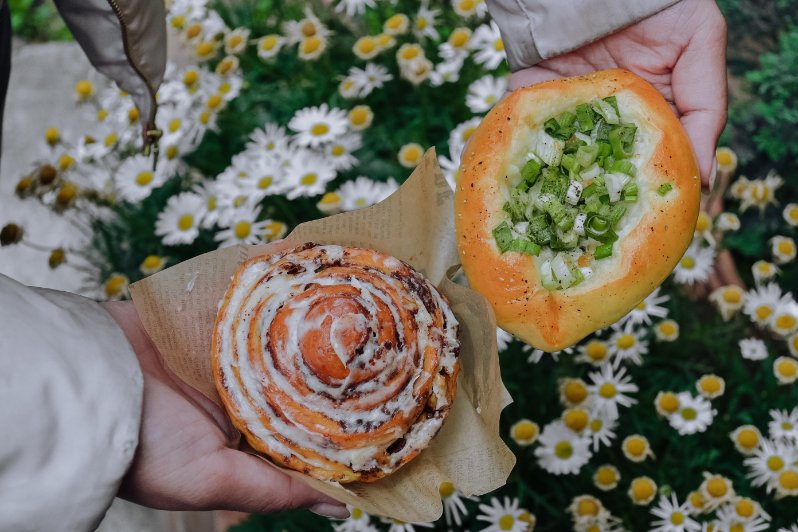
[212,243,460,483]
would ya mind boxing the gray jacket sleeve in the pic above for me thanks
[487,0,681,71]
[0,274,143,531]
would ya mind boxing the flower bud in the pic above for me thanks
[0,223,23,246]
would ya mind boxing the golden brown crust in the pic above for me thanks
[212,244,460,483]
[455,69,700,351]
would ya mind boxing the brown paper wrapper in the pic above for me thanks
[130,150,515,522]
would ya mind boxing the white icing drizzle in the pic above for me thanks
[215,244,460,478]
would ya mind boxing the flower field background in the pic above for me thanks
[4,0,798,530]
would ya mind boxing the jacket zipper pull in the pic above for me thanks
[143,125,163,171]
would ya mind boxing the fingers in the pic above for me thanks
[507,66,564,91]
[210,449,348,517]
[672,0,728,191]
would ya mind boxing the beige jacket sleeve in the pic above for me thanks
[0,274,143,531]
[486,0,681,71]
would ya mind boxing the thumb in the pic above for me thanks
[211,449,349,518]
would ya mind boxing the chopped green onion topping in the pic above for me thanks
[595,243,614,259]
[657,183,673,196]
[492,221,514,253]
[521,158,542,184]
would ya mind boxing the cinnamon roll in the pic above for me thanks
[212,243,460,483]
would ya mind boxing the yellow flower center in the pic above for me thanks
[261,35,279,51]
[625,437,646,456]
[599,383,617,399]
[234,221,252,240]
[777,359,798,377]
[166,145,179,160]
[681,407,697,420]
[706,478,728,498]
[97,109,109,122]
[755,305,773,320]
[554,441,573,459]
[142,255,162,269]
[178,214,194,231]
[585,340,607,361]
[196,41,215,57]
[577,498,599,516]
[689,491,705,509]
[787,206,798,222]
[311,123,330,136]
[512,420,537,441]
[355,36,377,55]
[736,428,759,449]
[716,149,733,166]
[127,106,140,123]
[400,46,420,61]
[494,38,504,51]
[183,69,199,86]
[401,145,422,163]
[75,80,93,98]
[563,409,589,432]
[751,183,769,202]
[168,118,181,133]
[200,110,211,125]
[56,182,77,205]
[104,132,118,147]
[207,196,217,211]
[319,192,341,205]
[450,28,471,48]
[657,392,679,414]
[699,376,722,394]
[233,196,247,208]
[756,262,774,275]
[263,221,286,239]
[589,419,602,433]
[207,94,223,110]
[377,34,394,48]
[349,106,372,127]
[696,212,711,232]
[351,508,363,519]
[722,288,742,303]
[438,481,454,498]
[680,256,696,269]
[671,512,685,525]
[416,17,428,30]
[301,173,317,186]
[300,36,322,55]
[778,240,795,255]
[784,422,794,430]
[595,466,617,486]
[498,515,514,531]
[218,59,235,76]
[659,321,677,336]
[331,145,346,157]
[617,334,635,349]
[736,499,755,518]
[135,171,154,187]
[385,14,407,31]
[227,34,244,49]
[301,20,317,37]
[563,380,588,404]
[779,470,798,490]
[105,275,127,297]
[458,0,476,10]
[257,176,273,190]
[45,127,60,145]
[631,479,654,501]
[185,23,202,39]
[171,15,186,29]
[776,314,797,330]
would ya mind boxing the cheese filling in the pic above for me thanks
[493,96,648,290]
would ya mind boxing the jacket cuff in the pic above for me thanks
[0,275,143,531]
[487,0,681,71]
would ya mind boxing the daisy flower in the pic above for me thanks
[784,203,798,227]
[654,391,680,417]
[338,76,360,99]
[771,301,798,337]
[775,468,798,498]
[155,191,205,245]
[716,146,738,175]
[525,345,571,364]
[716,212,741,231]
[534,421,592,475]
[673,242,716,284]
[439,148,461,189]
[593,465,621,491]
[668,392,715,435]
[730,425,763,455]
[568,495,610,527]
[399,56,433,85]
[350,63,393,97]
[587,364,638,419]
[607,322,648,367]
[257,34,284,60]
[622,434,654,463]
[629,476,657,506]
[338,176,397,211]
[476,497,532,532]
[575,339,611,366]
[103,273,129,301]
[509,418,539,446]
[325,133,362,171]
[587,410,618,451]
[559,378,590,407]
[398,143,425,168]
[470,22,505,70]
[215,55,240,77]
[694,211,715,245]
[412,2,440,40]
[439,27,472,61]
[383,13,409,34]
[348,105,374,131]
[709,285,746,321]
[429,57,466,87]
[288,104,348,148]
[752,260,780,284]
[115,154,168,203]
[335,0,375,17]
[496,328,514,351]
[788,332,798,357]
[716,497,770,528]
[621,287,670,326]
[744,438,796,492]
[696,374,725,399]
[685,491,707,516]
[448,117,482,155]
[452,0,488,19]
[739,170,783,212]
[298,35,327,60]
[649,493,701,531]
[743,283,787,327]
[284,152,337,199]
[769,408,798,443]
[283,8,331,45]
[241,156,288,199]
[140,255,168,276]
[654,319,680,342]
[438,481,476,530]
[699,473,735,510]
[224,27,249,55]
[739,337,768,361]
[352,36,381,60]
[466,75,507,113]
[562,408,590,434]
[214,206,269,248]
[261,220,287,243]
[774,356,798,384]
[332,506,377,532]
[771,236,797,264]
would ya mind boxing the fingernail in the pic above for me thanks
[708,159,718,192]
[310,503,350,520]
